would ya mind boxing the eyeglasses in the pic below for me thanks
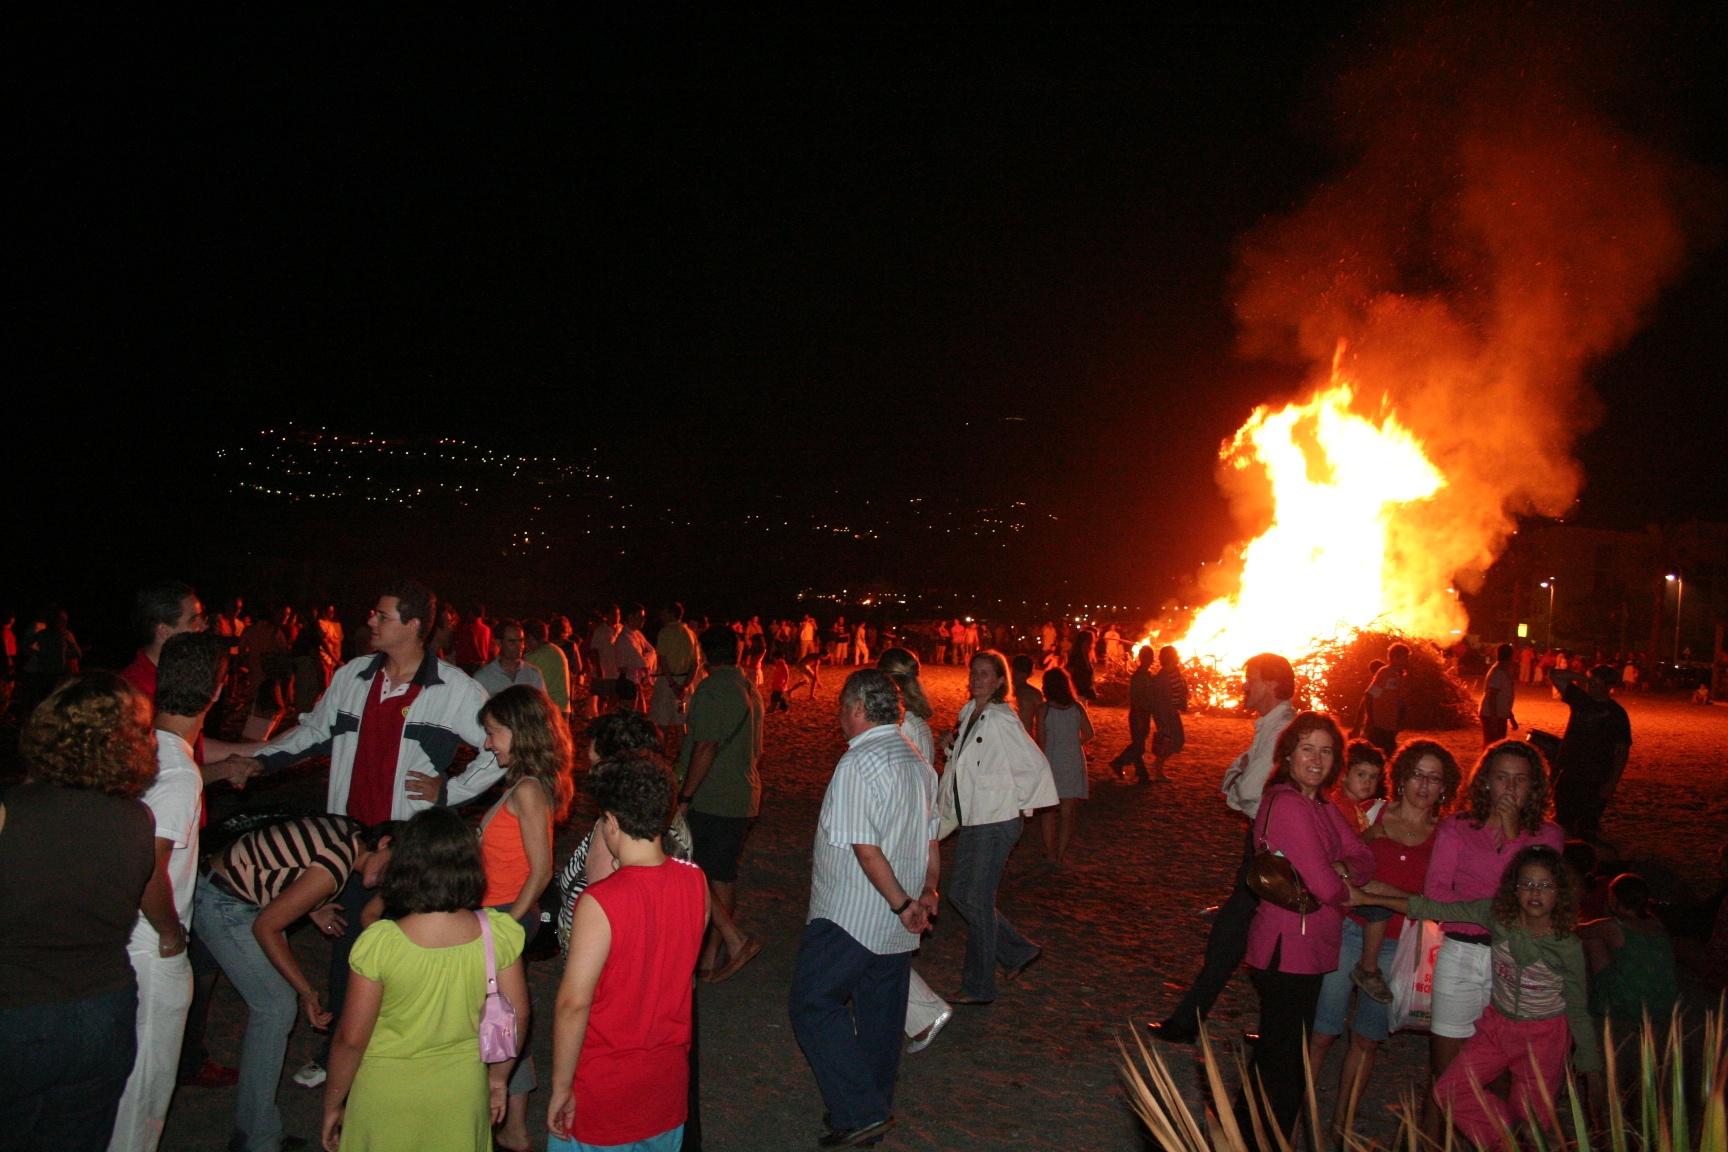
[1515,880,1557,892]
[1406,772,1446,786]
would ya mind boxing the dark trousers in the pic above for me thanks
[1480,716,1509,746]
[1162,831,1259,1029]
[0,984,138,1152]
[176,930,223,1080]
[1553,773,1608,837]
[1111,707,1152,775]
[318,870,373,1063]
[1366,725,1399,759]
[1233,964,1324,1152]
[788,919,913,1131]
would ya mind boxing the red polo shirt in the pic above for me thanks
[346,670,424,824]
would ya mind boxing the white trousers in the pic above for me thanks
[904,967,950,1037]
[108,939,193,1152]
[1429,935,1493,1040]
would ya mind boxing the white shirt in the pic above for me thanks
[1221,699,1296,819]
[899,713,935,765]
[808,724,940,955]
[590,622,622,678]
[135,730,203,945]
[613,626,657,680]
[473,659,547,698]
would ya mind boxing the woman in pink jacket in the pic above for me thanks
[1235,711,1376,1151]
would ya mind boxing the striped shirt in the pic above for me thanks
[808,723,939,955]
[219,815,361,909]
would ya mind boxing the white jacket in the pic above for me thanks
[938,700,1058,834]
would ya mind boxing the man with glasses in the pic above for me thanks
[209,579,504,1088]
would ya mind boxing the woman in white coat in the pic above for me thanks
[939,649,1058,1004]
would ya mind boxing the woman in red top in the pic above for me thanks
[549,754,708,1151]
[1308,740,1459,1141]
[478,684,574,1152]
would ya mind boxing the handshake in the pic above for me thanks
[202,755,262,789]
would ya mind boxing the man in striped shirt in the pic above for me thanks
[789,669,940,1150]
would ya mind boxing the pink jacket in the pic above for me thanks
[1422,813,1565,935]
[1245,784,1377,974]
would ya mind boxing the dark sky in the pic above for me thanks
[8,9,1726,638]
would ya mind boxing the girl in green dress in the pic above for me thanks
[321,807,530,1151]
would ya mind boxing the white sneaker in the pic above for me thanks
[905,1008,952,1054]
[292,1060,327,1088]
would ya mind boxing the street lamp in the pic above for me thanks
[1666,573,1684,662]
[1539,579,1556,645]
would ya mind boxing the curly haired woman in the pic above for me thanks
[0,673,160,1151]
[1418,740,1563,1138]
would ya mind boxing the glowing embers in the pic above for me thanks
[1175,375,1445,704]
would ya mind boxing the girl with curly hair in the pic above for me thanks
[0,673,160,1150]
[1417,739,1563,1139]
[1351,844,1602,1147]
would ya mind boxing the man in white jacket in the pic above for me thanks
[213,579,502,1086]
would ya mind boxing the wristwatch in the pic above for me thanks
[891,897,915,915]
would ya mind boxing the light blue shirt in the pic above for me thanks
[807,723,939,954]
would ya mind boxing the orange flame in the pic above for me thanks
[1159,362,1458,700]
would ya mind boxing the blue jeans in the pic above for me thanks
[0,984,137,1152]
[947,817,1039,1001]
[549,1124,684,1152]
[787,919,912,1131]
[1313,918,1401,1043]
[195,873,298,1152]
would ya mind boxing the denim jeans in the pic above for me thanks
[0,984,137,1152]
[194,873,297,1152]
[787,919,912,1131]
[548,1124,684,1152]
[947,817,1039,1001]
[1313,917,1401,1043]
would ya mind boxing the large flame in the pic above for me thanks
[1167,367,1456,691]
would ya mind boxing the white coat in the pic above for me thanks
[937,699,1058,836]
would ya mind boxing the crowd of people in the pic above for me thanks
[0,578,1706,1152]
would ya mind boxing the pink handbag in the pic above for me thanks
[476,911,519,1063]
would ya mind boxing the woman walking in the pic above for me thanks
[321,807,531,1151]
[1308,740,1458,1141]
[1035,667,1093,867]
[1234,711,1375,1152]
[477,685,574,1151]
[939,651,1058,1005]
[877,647,954,1053]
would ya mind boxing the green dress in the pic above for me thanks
[340,909,525,1152]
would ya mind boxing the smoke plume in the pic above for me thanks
[1228,2,1706,638]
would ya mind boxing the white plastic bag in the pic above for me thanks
[1387,918,1443,1033]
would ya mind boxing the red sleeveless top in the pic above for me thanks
[571,857,707,1145]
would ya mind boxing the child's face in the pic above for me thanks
[1515,864,1559,921]
[1342,761,1380,802]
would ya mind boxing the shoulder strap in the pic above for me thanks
[480,781,521,835]
[477,909,498,993]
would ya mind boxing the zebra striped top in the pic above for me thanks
[219,814,361,908]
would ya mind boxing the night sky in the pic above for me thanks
[9,8,1726,648]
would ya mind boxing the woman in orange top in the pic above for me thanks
[479,684,574,1152]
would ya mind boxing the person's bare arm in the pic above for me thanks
[489,959,531,1122]
[1078,707,1094,743]
[919,839,941,919]
[139,837,187,957]
[253,865,339,1028]
[321,970,382,1151]
[852,844,930,934]
[678,741,719,807]
[548,895,612,1137]
[1603,744,1631,802]
[509,782,555,923]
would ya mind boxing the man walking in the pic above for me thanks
[789,669,939,1150]
[1353,642,1409,757]
[1479,642,1519,745]
[1147,653,1296,1042]
[1110,645,1158,783]
[676,626,765,981]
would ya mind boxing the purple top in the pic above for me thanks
[1245,783,1377,975]
[1422,813,1565,935]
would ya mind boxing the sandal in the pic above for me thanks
[706,937,761,984]
[1350,964,1394,1004]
